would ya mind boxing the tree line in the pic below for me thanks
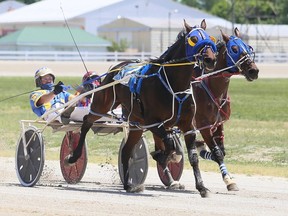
[179,0,288,24]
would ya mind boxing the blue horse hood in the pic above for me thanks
[185,28,217,62]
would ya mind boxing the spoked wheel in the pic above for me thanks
[59,131,87,184]
[118,136,149,185]
[15,126,45,187]
[156,133,184,186]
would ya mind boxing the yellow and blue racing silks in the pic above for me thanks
[30,89,73,117]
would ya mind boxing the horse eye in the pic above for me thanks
[231,45,238,53]
[191,36,198,44]
[187,36,198,47]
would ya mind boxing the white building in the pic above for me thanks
[0,0,286,54]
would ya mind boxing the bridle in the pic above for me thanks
[186,27,217,70]
[225,36,255,73]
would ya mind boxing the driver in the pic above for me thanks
[29,67,76,123]
[76,71,101,107]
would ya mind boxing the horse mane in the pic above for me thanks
[149,28,187,64]
[216,40,225,52]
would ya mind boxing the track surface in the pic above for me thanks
[0,61,288,78]
[0,157,287,216]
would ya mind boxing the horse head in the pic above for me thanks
[184,19,217,72]
[221,28,259,81]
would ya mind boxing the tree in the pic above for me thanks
[107,39,129,52]
[177,0,288,24]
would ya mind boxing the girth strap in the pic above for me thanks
[157,66,192,126]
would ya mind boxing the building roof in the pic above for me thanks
[0,0,123,24]
[88,0,232,30]
[0,0,231,30]
[0,26,111,47]
[0,0,25,14]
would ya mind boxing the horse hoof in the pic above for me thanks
[227,183,239,191]
[223,175,239,191]
[63,155,75,167]
[150,150,166,164]
[126,184,145,193]
[167,181,185,190]
[199,189,210,198]
[169,152,182,163]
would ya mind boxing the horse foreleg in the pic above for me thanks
[211,145,239,191]
[185,133,210,197]
[211,126,239,191]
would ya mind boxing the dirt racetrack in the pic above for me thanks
[0,60,288,78]
[0,157,287,216]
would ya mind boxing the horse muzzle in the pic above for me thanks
[203,57,216,71]
[245,68,259,81]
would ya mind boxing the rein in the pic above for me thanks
[183,42,248,137]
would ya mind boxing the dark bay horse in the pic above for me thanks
[65,19,217,197]
[154,28,259,191]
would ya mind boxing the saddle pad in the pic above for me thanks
[113,63,151,94]
[113,63,143,85]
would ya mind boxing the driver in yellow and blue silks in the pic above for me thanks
[29,67,75,123]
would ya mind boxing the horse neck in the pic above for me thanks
[161,38,194,91]
[205,45,230,98]
[166,64,195,91]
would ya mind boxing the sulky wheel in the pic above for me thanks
[157,133,184,186]
[59,131,88,184]
[15,126,45,187]
[118,136,149,185]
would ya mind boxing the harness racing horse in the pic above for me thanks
[154,27,259,191]
[64,19,217,197]
[194,28,259,190]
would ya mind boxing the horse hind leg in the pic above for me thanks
[122,129,145,193]
[64,113,96,165]
[150,126,182,163]
[152,134,184,190]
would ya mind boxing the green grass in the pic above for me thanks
[0,77,287,177]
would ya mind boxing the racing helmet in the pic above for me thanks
[35,67,55,87]
[82,71,101,87]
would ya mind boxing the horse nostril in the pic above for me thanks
[248,68,259,79]
[249,68,259,75]
[204,58,213,64]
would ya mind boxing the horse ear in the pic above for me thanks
[183,19,192,33]
[220,29,229,43]
[234,27,240,37]
[200,19,206,30]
